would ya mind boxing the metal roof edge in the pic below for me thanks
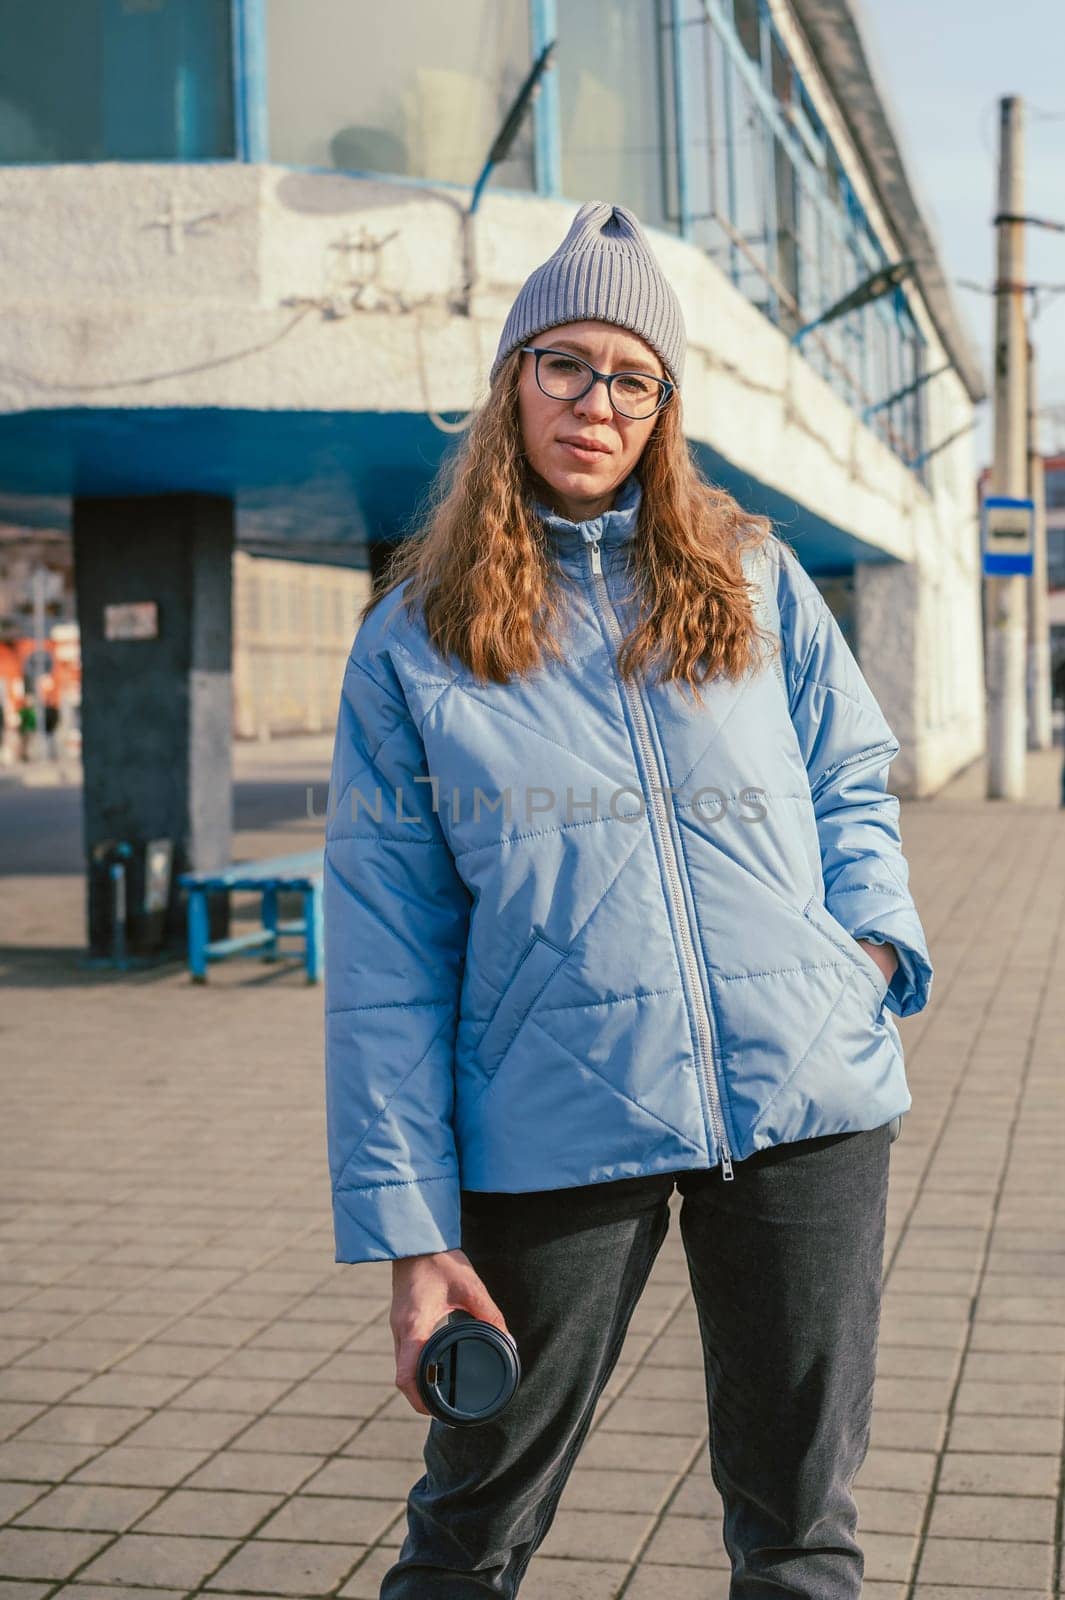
[788,0,989,403]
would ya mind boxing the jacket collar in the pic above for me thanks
[531,472,643,566]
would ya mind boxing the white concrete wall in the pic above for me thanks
[0,163,983,793]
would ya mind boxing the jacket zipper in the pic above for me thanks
[586,536,734,1181]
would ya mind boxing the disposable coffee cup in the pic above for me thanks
[415,1309,521,1427]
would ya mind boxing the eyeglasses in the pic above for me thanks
[521,346,674,420]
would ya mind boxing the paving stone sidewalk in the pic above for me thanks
[1,739,1064,1599]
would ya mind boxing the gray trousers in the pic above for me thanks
[381,1122,895,1599]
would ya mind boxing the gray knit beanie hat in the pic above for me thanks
[489,200,686,390]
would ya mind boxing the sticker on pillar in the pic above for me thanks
[145,840,174,914]
[104,602,159,641]
[981,497,1034,576]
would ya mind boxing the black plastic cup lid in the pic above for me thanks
[416,1311,521,1426]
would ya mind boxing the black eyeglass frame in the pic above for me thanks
[520,345,675,419]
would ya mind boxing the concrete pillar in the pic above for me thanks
[987,96,1029,798]
[72,494,234,956]
[853,558,921,797]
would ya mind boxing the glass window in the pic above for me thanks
[770,29,791,107]
[796,170,821,320]
[266,0,533,190]
[732,0,762,67]
[0,0,233,163]
[772,135,799,326]
[674,5,710,240]
[726,72,771,306]
[556,0,669,229]
[1044,468,1065,511]
[1047,527,1065,585]
[696,25,736,272]
[826,152,842,209]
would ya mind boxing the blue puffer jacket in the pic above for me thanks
[323,472,933,1263]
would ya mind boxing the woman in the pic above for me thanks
[324,201,933,1598]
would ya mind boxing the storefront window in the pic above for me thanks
[555,0,669,230]
[265,0,533,190]
[0,0,234,163]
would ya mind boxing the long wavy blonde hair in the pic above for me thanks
[364,346,781,707]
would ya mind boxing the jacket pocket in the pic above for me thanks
[802,895,889,1008]
[477,934,570,1076]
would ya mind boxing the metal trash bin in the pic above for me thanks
[88,837,175,963]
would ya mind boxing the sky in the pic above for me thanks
[860,0,1065,469]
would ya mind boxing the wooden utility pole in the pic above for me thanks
[1026,336,1051,749]
[987,96,1029,799]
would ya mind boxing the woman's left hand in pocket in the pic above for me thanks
[857,938,899,988]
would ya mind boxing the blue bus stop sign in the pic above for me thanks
[982,496,1034,576]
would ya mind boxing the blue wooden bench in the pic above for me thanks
[179,850,324,984]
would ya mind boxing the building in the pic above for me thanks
[0,526,77,753]
[1038,454,1065,704]
[232,551,371,739]
[0,0,987,950]
[0,533,370,750]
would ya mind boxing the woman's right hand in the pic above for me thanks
[390,1247,510,1416]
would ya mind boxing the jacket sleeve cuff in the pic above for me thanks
[333,1174,462,1265]
[859,932,933,1019]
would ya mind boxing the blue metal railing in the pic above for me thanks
[530,0,561,198]
[231,0,268,163]
[664,0,928,470]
